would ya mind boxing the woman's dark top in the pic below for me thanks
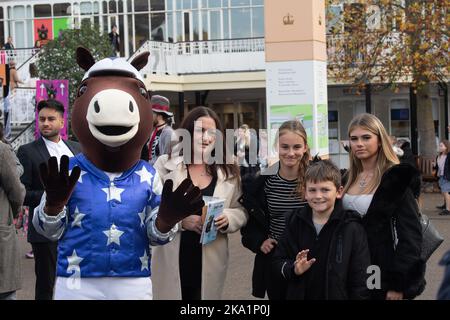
[179,175,217,292]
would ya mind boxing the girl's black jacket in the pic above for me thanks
[239,164,276,298]
[272,201,371,300]
[359,163,425,299]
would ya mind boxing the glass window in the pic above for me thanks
[0,7,3,19]
[118,0,124,12]
[127,0,132,12]
[223,8,229,38]
[109,1,117,13]
[0,21,4,47]
[27,5,33,18]
[103,1,108,14]
[135,0,149,12]
[183,0,191,9]
[151,12,166,40]
[80,2,92,15]
[176,11,183,41]
[167,0,174,11]
[135,14,150,48]
[252,7,263,37]
[150,0,165,11]
[201,10,208,39]
[93,2,100,14]
[34,4,51,18]
[167,12,173,42]
[192,10,199,40]
[208,0,221,8]
[230,0,249,6]
[127,14,134,56]
[53,3,71,16]
[252,0,263,5]
[12,6,24,19]
[102,15,108,32]
[208,10,222,39]
[231,8,250,38]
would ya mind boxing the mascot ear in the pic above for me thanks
[76,47,96,71]
[130,52,150,71]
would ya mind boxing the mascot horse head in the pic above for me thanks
[72,47,152,172]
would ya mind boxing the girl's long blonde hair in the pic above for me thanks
[275,120,311,198]
[344,113,400,194]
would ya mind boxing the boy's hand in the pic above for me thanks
[260,238,278,254]
[294,249,316,275]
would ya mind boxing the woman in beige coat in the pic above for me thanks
[0,141,25,300]
[151,107,248,300]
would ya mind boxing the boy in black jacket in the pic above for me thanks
[273,160,371,299]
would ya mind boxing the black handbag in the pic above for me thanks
[419,213,444,261]
[392,213,444,261]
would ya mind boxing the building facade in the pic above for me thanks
[2,0,447,166]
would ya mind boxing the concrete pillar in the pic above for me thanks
[265,0,328,157]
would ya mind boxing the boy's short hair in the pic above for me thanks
[305,160,342,189]
[37,99,65,116]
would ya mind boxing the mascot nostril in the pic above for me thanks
[129,101,134,113]
[94,101,100,113]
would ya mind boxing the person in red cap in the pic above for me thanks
[147,95,176,164]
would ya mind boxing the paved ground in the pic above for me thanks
[15,192,450,300]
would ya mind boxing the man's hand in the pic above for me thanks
[294,249,316,275]
[156,179,205,233]
[386,290,403,300]
[260,238,278,254]
[182,215,203,234]
[39,155,80,216]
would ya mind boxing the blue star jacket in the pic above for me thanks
[33,153,176,278]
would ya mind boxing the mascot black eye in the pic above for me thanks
[78,85,87,97]
[139,87,148,98]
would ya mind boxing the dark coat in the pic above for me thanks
[437,250,450,300]
[16,137,81,243]
[239,162,304,299]
[362,163,425,299]
[272,202,371,300]
[239,169,271,298]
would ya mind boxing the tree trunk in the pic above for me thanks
[416,83,436,157]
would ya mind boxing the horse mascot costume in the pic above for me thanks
[33,47,204,299]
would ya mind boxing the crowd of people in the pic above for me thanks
[0,47,449,300]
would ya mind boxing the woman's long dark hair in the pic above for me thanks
[174,106,240,181]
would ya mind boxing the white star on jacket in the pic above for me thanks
[67,250,84,273]
[102,185,125,202]
[140,250,149,271]
[138,210,146,227]
[71,206,86,228]
[69,170,87,184]
[135,166,153,185]
[103,224,124,246]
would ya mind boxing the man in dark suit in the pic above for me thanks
[17,99,81,300]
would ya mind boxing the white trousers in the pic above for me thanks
[54,277,153,300]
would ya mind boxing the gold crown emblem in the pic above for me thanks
[283,13,294,25]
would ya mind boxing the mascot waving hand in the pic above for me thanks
[33,47,204,299]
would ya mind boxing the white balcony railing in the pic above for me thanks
[130,38,266,76]
[0,48,40,69]
[8,87,36,125]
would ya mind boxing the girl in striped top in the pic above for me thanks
[240,120,310,299]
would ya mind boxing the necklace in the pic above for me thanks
[359,173,373,189]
